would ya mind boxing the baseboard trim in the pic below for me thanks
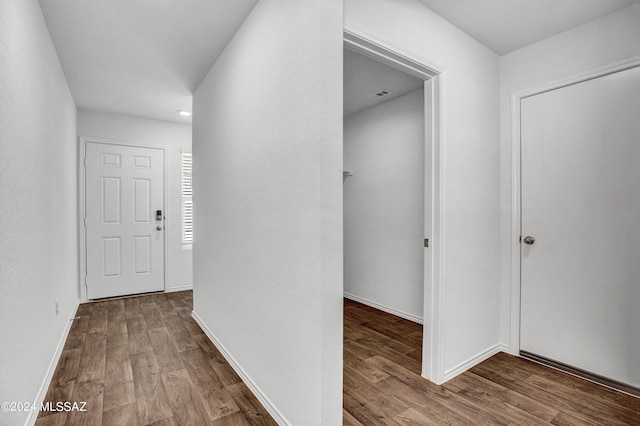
[25,298,80,426]
[166,285,193,293]
[191,311,289,426]
[343,292,423,324]
[443,343,508,382]
[502,343,516,356]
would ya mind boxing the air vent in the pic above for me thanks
[368,89,393,99]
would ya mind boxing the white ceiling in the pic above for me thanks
[417,0,640,55]
[38,1,639,124]
[344,49,424,117]
[38,0,257,124]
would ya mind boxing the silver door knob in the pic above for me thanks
[523,236,535,245]
[156,226,163,231]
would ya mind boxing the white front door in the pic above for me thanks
[85,142,165,299]
[520,65,640,389]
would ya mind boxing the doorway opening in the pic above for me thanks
[342,27,445,383]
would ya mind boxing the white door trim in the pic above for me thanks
[344,25,448,384]
[78,136,169,302]
[509,56,640,354]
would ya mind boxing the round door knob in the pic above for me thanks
[156,226,163,231]
[523,236,535,245]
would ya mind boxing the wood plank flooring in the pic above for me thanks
[343,298,640,425]
[37,293,640,425]
[35,291,276,426]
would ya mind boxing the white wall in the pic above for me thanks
[0,1,78,425]
[345,0,502,375]
[77,109,193,292]
[192,0,343,424]
[344,89,425,321]
[499,3,640,346]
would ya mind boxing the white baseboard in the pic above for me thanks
[166,285,193,293]
[25,298,80,426]
[343,292,423,324]
[443,343,509,382]
[501,343,516,356]
[191,311,289,426]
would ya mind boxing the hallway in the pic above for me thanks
[37,293,640,425]
[35,291,275,425]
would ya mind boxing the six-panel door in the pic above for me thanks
[85,142,165,299]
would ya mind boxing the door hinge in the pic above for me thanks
[424,238,429,248]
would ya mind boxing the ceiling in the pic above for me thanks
[344,49,423,117]
[417,0,640,55]
[38,0,258,124]
[38,1,639,124]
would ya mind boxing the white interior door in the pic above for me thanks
[520,65,640,389]
[85,142,165,299]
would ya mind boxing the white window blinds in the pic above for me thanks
[182,153,193,244]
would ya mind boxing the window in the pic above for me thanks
[182,153,193,245]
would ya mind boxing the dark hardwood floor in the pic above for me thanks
[37,292,639,425]
[343,298,640,425]
[35,291,276,426]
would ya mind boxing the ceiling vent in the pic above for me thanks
[368,89,393,99]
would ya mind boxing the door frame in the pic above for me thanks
[343,25,447,383]
[509,56,640,353]
[78,136,169,302]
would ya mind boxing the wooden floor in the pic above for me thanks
[37,292,639,425]
[36,291,276,426]
[343,299,640,425]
